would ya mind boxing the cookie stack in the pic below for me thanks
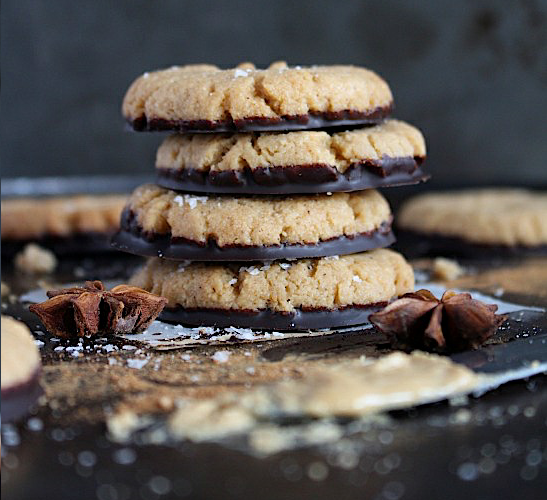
[114,62,427,330]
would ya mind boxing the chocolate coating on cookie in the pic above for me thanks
[129,108,393,133]
[112,210,395,261]
[156,158,428,194]
[1,369,43,423]
[160,304,387,330]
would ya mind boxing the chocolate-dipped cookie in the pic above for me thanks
[112,184,395,261]
[1,194,127,256]
[1,315,42,422]
[123,62,393,133]
[397,189,547,257]
[156,120,428,194]
[130,248,414,329]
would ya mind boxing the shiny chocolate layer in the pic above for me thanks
[160,303,387,330]
[1,368,43,423]
[112,210,395,261]
[129,106,393,133]
[156,156,428,195]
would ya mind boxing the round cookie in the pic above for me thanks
[1,194,127,256]
[397,189,547,257]
[1,315,42,422]
[123,62,393,133]
[156,120,428,194]
[130,248,414,329]
[112,184,395,261]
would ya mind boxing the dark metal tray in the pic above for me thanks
[1,176,546,500]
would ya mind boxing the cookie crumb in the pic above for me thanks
[433,257,464,281]
[14,244,57,274]
[107,410,141,442]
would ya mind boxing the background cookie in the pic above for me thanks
[1,315,42,422]
[123,62,393,132]
[156,120,428,194]
[397,189,547,257]
[1,194,127,256]
[130,249,414,329]
[112,184,394,261]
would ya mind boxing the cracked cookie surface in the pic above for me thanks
[113,184,394,260]
[123,62,393,132]
[156,120,427,194]
[398,189,547,247]
[130,249,414,315]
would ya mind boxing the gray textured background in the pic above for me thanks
[1,0,546,187]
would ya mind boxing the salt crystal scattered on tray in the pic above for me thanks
[127,358,149,369]
[212,351,231,363]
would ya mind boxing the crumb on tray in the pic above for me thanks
[14,243,58,274]
[433,257,464,281]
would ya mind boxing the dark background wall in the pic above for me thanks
[1,0,546,187]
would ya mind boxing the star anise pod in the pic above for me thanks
[370,289,507,353]
[29,280,167,338]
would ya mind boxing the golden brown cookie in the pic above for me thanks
[156,120,428,194]
[123,62,393,132]
[112,184,395,261]
[1,315,42,421]
[397,189,547,257]
[130,249,414,329]
[1,194,127,255]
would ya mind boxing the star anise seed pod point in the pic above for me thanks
[29,280,167,338]
[370,289,507,353]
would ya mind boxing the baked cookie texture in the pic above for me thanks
[123,62,393,132]
[1,315,41,393]
[157,120,425,174]
[1,195,127,240]
[155,119,427,193]
[130,249,414,313]
[398,189,547,246]
[121,184,392,247]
